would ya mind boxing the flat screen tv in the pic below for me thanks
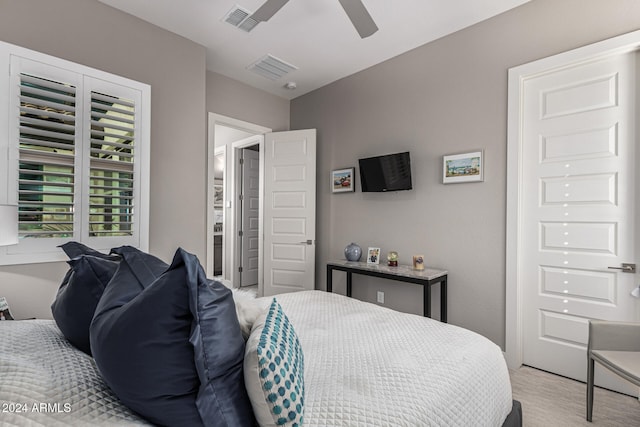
[358,151,412,192]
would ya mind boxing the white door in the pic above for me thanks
[263,129,316,296]
[521,52,638,394]
[240,148,260,287]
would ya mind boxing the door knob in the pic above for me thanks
[299,240,313,245]
[608,263,636,273]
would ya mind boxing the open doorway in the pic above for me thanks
[208,114,318,297]
[206,113,270,286]
[212,146,225,277]
[232,137,263,290]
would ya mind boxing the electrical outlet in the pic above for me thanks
[377,291,384,304]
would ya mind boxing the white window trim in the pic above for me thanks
[0,41,150,265]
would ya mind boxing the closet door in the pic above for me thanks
[520,52,638,395]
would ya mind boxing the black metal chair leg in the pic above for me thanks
[587,356,594,422]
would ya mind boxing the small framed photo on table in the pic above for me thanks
[367,247,380,264]
[331,167,355,193]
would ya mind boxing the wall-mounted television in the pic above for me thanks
[358,151,412,192]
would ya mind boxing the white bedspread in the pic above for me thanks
[0,292,513,427]
[0,320,150,426]
[268,291,513,427]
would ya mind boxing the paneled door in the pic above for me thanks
[521,51,638,394]
[262,129,316,296]
[240,148,260,287]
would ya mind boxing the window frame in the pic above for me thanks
[0,41,150,265]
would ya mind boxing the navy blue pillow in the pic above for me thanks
[59,241,113,260]
[97,245,169,313]
[51,242,121,354]
[90,247,254,427]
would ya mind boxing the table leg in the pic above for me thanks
[441,276,447,323]
[424,284,431,318]
[346,272,352,297]
[326,265,333,293]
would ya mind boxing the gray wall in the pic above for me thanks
[206,71,290,132]
[0,0,206,318]
[0,0,289,319]
[290,0,640,347]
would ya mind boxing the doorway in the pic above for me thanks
[506,30,640,396]
[232,136,263,290]
[207,114,318,297]
[212,146,225,277]
[206,113,270,282]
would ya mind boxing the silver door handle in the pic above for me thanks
[299,240,313,245]
[608,263,636,273]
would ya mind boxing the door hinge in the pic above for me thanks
[238,230,243,237]
[239,194,244,201]
[238,266,243,273]
[239,158,244,165]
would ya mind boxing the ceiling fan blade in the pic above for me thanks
[337,0,378,38]
[251,0,290,22]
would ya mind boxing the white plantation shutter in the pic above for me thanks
[0,42,150,265]
[18,73,78,239]
[89,92,135,237]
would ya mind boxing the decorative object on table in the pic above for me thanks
[0,297,14,320]
[344,242,362,261]
[331,167,355,193]
[387,251,398,267]
[443,150,484,184]
[367,247,380,264]
[413,255,425,270]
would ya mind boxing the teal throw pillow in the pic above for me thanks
[245,298,304,427]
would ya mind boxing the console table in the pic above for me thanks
[326,260,448,322]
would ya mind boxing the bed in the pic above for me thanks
[0,243,521,426]
[0,319,151,427]
[255,291,520,427]
[0,291,521,426]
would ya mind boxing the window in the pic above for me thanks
[0,42,150,265]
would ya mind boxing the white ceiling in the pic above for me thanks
[98,0,530,100]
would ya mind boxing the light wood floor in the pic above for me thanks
[510,366,640,426]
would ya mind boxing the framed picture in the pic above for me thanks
[443,151,484,184]
[331,167,355,193]
[367,247,380,264]
[213,184,223,206]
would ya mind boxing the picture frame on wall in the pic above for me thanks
[213,184,224,206]
[367,247,381,264]
[443,150,484,184]
[331,167,355,193]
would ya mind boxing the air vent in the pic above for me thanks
[247,54,298,81]
[223,5,259,32]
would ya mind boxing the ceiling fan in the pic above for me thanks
[250,0,378,39]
